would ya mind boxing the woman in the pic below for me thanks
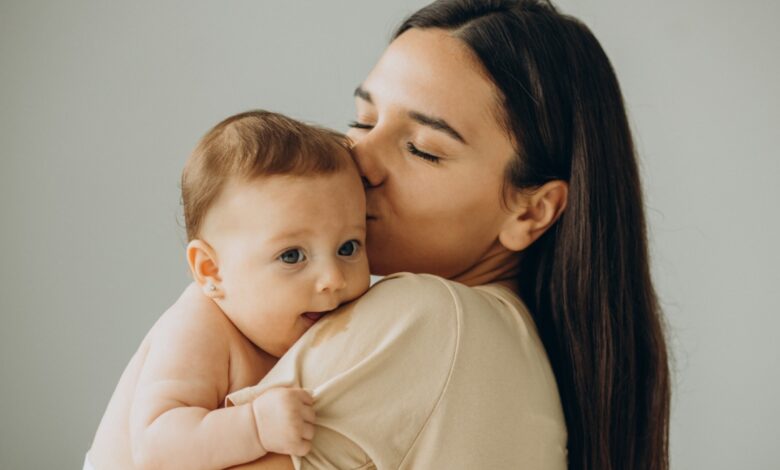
[227,0,670,468]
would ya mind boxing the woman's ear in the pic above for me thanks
[186,239,223,298]
[498,180,568,252]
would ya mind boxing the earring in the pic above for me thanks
[206,282,217,292]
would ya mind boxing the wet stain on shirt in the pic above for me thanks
[310,301,355,347]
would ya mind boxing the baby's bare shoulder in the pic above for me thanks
[129,285,247,406]
[145,285,237,365]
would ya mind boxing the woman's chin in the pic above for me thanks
[367,254,407,276]
[367,259,394,276]
[368,255,440,278]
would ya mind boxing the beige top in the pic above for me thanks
[227,272,568,469]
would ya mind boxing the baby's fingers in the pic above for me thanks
[291,438,312,457]
[301,422,315,441]
[300,404,316,424]
[295,388,314,406]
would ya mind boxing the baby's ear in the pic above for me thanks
[186,239,223,298]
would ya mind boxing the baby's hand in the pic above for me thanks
[251,387,315,457]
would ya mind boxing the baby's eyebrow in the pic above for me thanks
[267,228,313,243]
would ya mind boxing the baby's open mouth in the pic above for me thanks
[302,311,327,322]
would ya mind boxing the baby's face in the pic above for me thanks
[202,168,370,356]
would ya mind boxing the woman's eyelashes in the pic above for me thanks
[347,120,374,130]
[348,119,442,163]
[406,142,441,163]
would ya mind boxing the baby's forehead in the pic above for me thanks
[204,169,366,239]
[239,167,363,199]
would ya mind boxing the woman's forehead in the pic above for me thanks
[361,28,503,142]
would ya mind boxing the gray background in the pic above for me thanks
[1,1,778,468]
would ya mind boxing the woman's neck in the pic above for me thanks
[450,242,521,291]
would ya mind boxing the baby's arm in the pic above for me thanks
[129,291,313,470]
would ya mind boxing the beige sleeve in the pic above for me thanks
[226,272,460,470]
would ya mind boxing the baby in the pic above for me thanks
[87,111,370,469]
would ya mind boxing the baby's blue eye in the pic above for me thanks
[279,249,306,264]
[338,240,359,257]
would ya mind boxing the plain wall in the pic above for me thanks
[1,1,778,468]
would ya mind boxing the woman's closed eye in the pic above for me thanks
[348,120,374,130]
[279,248,306,264]
[348,120,442,163]
[406,142,441,163]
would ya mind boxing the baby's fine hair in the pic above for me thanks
[181,110,353,241]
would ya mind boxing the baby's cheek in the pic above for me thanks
[350,270,371,300]
[257,282,295,312]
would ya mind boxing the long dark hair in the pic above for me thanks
[396,1,670,469]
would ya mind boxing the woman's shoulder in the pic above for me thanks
[338,273,478,343]
[338,272,456,326]
[360,271,499,308]
[381,275,567,464]
[364,271,455,299]
[365,272,560,399]
[226,272,566,468]
[359,271,530,330]
[349,272,567,466]
[299,272,463,361]
[344,271,547,366]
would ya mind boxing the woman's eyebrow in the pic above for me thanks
[408,111,467,144]
[354,85,373,103]
[354,85,466,144]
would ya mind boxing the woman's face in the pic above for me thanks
[348,28,519,281]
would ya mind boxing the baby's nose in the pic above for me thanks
[315,263,347,294]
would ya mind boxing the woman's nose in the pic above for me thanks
[350,132,387,188]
